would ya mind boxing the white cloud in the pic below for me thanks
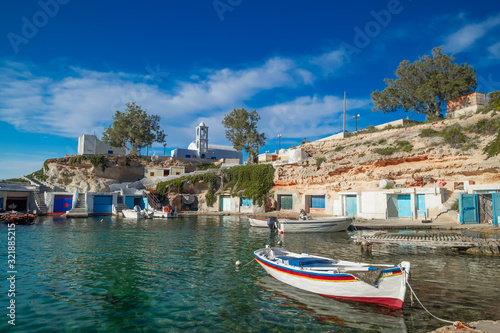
[309,49,345,75]
[487,41,500,58]
[258,95,371,140]
[442,13,500,53]
[0,51,353,152]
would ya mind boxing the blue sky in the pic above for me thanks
[1,0,499,179]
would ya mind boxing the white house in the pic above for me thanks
[78,134,126,155]
[171,122,242,164]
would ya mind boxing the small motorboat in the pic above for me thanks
[276,216,353,233]
[248,216,270,228]
[122,205,153,219]
[254,246,410,309]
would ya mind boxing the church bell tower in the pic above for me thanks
[196,122,208,156]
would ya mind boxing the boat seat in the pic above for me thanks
[286,257,332,268]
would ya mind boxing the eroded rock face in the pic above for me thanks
[273,113,500,196]
[45,157,145,192]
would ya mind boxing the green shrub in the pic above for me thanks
[373,147,398,155]
[377,138,387,145]
[419,128,438,137]
[315,157,326,166]
[334,146,344,152]
[484,129,500,159]
[363,125,378,133]
[89,155,107,171]
[358,153,365,158]
[395,140,413,152]
[6,178,29,182]
[450,199,459,211]
[157,172,220,207]
[440,125,468,148]
[70,155,86,165]
[222,164,274,206]
[467,117,500,135]
[487,91,500,102]
[197,163,220,171]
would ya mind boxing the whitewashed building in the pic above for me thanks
[171,122,242,164]
[78,134,126,155]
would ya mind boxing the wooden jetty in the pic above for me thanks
[352,232,485,250]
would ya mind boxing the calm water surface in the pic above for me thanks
[1,215,499,332]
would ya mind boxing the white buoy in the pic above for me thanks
[235,260,241,267]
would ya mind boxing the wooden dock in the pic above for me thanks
[352,232,485,249]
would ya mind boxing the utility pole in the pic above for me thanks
[343,91,346,136]
[353,114,360,132]
[278,134,282,150]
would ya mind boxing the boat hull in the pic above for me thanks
[277,217,353,233]
[254,247,410,309]
[248,216,269,228]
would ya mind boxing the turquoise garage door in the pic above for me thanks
[346,195,357,217]
[93,195,113,214]
[397,194,412,218]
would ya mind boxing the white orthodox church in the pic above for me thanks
[170,122,243,164]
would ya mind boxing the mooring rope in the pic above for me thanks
[406,281,455,325]
[240,258,256,268]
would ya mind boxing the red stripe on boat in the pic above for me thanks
[255,256,356,282]
[320,294,404,309]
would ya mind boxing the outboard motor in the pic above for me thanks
[267,216,278,232]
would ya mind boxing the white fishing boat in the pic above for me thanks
[122,205,153,219]
[248,216,269,228]
[254,246,410,309]
[276,216,353,233]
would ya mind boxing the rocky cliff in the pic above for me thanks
[273,112,500,197]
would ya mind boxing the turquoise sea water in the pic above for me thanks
[1,215,499,332]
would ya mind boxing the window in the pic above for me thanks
[163,170,170,176]
[310,195,325,209]
[185,155,191,158]
[280,195,293,210]
[150,172,154,176]
[108,150,113,154]
[240,197,253,207]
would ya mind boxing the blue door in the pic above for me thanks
[0,198,3,211]
[346,195,357,216]
[54,195,73,213]
[417,194,426,218]
[397,194,412,218]
[93,196,113,214]
[459,194,478,224]
[491,193,500,226]
[125,196,145,209]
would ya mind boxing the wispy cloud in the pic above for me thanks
[258,95,371,141]
[0,55,350,151]
[487,41,500,59]
[442,13,500,53]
